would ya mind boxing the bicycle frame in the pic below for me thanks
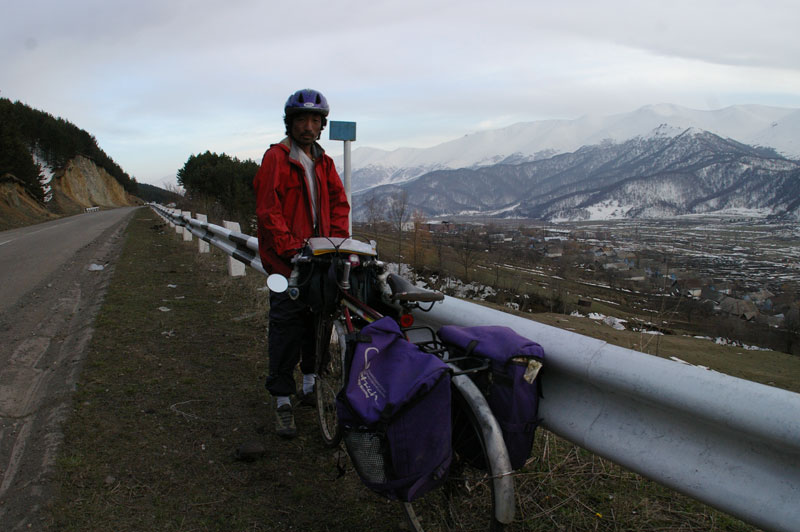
[449,372,516,524]
[271,237,516,527]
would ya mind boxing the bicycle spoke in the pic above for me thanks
[316,318,346,447]
[403,391,503,531]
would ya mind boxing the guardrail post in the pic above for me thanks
[182,211,193,242]
[173,209,183,235]
[196,214,210,253]
[223,221,246,277]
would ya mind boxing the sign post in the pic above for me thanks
[329,121,356,235]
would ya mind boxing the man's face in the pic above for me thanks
[290,112,323,147]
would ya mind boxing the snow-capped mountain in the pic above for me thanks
[336,104,800,192]
[353,127,800,222]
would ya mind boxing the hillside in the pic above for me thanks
[340,103,800,192]
[0,155,141,230]
[136,182,183,205]
[0,98,143,229]
[354,128,800,222]
[0,176,56,228]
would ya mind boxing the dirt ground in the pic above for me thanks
[1,210,763,531]
[0,214,133,531]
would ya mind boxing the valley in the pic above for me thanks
[361,212,800,357]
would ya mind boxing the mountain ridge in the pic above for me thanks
[353,127,800,222]
[337,104,800,193]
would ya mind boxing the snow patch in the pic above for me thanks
[585,200,634,221]
[584,312,627,330]
[31,150,55,202]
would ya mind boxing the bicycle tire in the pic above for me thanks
[402,384,506,531]
[315,317,347,447]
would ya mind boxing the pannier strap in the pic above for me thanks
[464,339,478,357]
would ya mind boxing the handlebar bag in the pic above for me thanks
[337,316,452,502]
[295,259,339,314]
[438,325,544,470]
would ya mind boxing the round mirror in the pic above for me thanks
[266,273,289,293]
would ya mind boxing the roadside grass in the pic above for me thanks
[48,209,408,531]
[48,209,763,531]
[515,310,800,394]
[372,230,800,395]
[515,431,755,532]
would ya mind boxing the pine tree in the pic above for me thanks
[0,97,138,198]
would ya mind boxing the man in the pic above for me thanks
[253,89,350,438]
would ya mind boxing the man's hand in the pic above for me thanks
[280,247,302,259]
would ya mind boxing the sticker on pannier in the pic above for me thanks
[438,325,544,470]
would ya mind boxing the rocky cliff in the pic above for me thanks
[49,155,137,213]
[0,176,57,229]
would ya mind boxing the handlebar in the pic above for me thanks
[268,244,366,300]
[266,238,443,308]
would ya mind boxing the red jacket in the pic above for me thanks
[253,139,350,276]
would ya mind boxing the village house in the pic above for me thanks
[709,281,734,295]
[675,278,705,299]
[700,286,726,309]
[769,292,800,315]
[423,220,456,233]
[719,296,759,321]
[746,289,776,311]
[544,243,563,258]
[603,261,630,271]
[592,246,616,258]
[625,269,647,282]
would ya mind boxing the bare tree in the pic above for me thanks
[363,194,383,240]
[388,190,409,258]
[785,307,800,355]
[163,183,186,197]
[449,229,480,283]
[411,209,428,271]
[432,231,447,271]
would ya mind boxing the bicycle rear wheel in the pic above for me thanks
[315,317,347,447]
[403,386,506,531]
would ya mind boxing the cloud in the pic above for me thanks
[2,0,799,186]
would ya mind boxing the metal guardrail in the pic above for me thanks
[151,204,265,275]
[416,297,800,532]
[149,204,800,532]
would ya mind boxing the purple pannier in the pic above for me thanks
[337,316,452,502]
[438,325,544,470]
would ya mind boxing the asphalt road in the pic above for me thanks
[0,208,137,313]
[0,206,138,530]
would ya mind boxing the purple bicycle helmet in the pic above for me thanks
[284,89,329,117]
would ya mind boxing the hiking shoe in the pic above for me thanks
[297,387,316,408]
[275,404,297,438]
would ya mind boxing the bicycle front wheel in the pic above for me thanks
[315,317,347,447]
[403,384,507,531]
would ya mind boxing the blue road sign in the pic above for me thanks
[329,121,356,141]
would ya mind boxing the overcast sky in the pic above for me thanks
[2,0,799,187]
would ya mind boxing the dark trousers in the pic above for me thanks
[265,291,317,397]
